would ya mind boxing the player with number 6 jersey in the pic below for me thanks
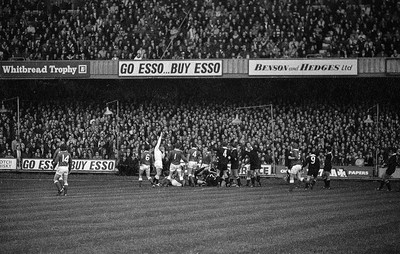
[139,144,153,187]
[53,143,72,196]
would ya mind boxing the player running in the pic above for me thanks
[167,142,188,185]
[53,143,72,196]
[288,142,304,192]
[187,142,200,187]
[152,132,164,187]
[139,144,153,187]
[303,150,320,190]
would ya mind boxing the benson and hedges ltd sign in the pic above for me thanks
[249,59,358,76]
[0,61,90,78]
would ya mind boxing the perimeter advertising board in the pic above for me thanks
[119,60,223,77]
[0,158,17,170]
[275,165,374,179]
[22,158,116,172]
[0,61,90,78]
[249,59,358,76]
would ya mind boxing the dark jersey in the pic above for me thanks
[386,153,397,175]
[304,154,320,173]
[214,147,230,166]
[324,152,333,171]
[140,151,152,166]
[244,148,260,170]
[230,148,239,169]
[202,151,212,165]
[168,149,187,165]
[54,150,72,170]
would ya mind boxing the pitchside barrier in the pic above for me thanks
[0,158,117,173]
[1,58,400,79]
[274,165,400,180]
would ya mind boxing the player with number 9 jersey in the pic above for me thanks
[303,151,320,189]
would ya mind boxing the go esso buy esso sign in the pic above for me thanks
[119,60,222,77]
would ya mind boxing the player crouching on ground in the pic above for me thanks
[159,171,184,187]
[303,149,321,190]
[376,147,399,191]
[53,143,72,196]
[288,142,304,192]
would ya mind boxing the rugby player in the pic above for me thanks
[167,142,188,185]
[139,144,153,187]
[213,141,230,187]
[376,147,399,191]
[303,150,320,190]
[152,132,164,187]
[288,142,304,192]
[243,142,261,187]
[53,143,72,196]
[229,142,241,187]
[322,146,333,189]
[187,142,200,187]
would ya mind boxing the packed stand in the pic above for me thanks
[0,0,399,61]
[1,95,399,171]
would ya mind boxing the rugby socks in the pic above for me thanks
[311,180,316,189]
[326,180,331,188]
[237,177,241,186]
[386,180,392,191]
[189,176,195,187]
[55,181,62,193]
[246,179,250,186]
[256,175,261,186]
[377,180,385,190]
[304,181,310,189]
[251,177,255,187]
[63,186,68,196]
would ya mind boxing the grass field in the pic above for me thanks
[1,173,400,254]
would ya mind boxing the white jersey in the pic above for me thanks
[154,134,164,166]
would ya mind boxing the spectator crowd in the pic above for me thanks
[1,79,399,171]
[0,0,400,61]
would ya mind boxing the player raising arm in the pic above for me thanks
[53,143,72,196]
[152,132,164,187]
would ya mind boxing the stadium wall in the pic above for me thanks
[0,58,399,79]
